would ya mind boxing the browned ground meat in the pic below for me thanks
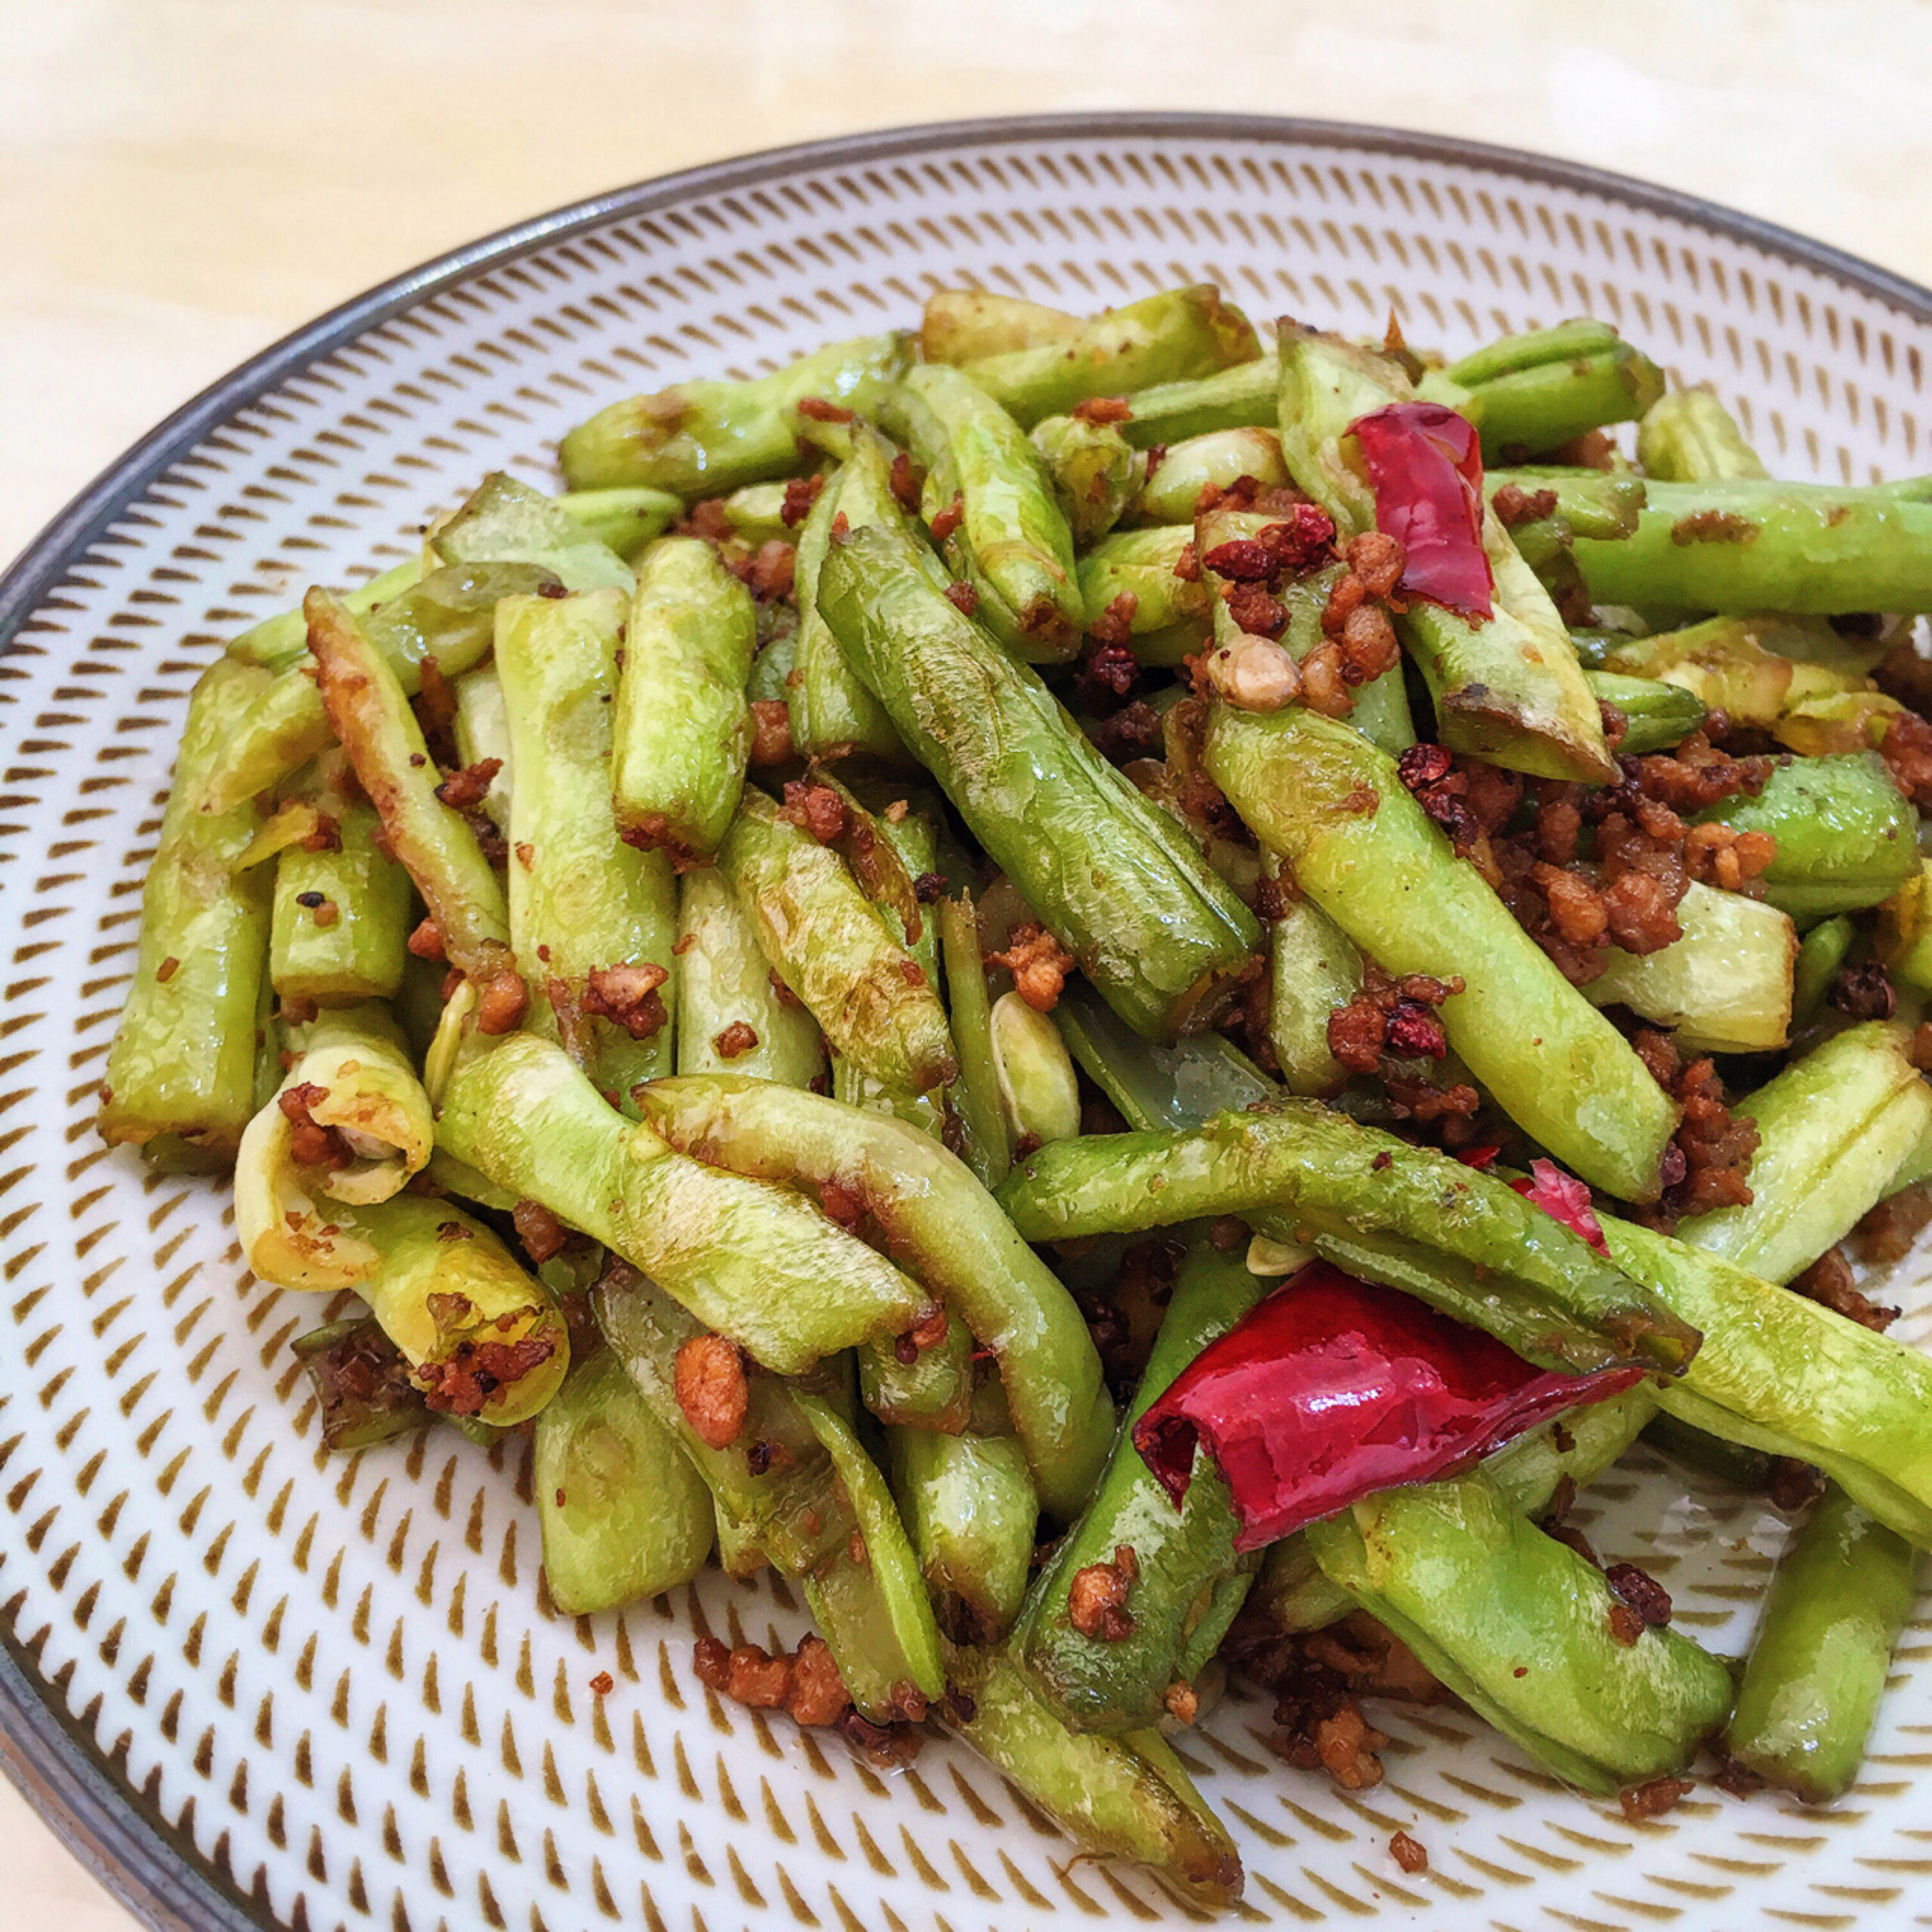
[781,779,849,843]
[674,1334,750,1449]
[277,1081,352,1170]
[1390,1832,1428,1874]
[1854,1178,1932,1263]
[414,1331,557,1417]
[474,968,530,1035]
[988,922,1078,1012]
[1880,710,1932,808]
[1068,1544,1138,1641]
[1620,1775,1691,1822]
[511,1198,573,1266]
[747,698,792,766]
[1073,394,1134,425]
[780,475,824,527]
[1792,1246,1899,1331]
[581,961,671,1039]
[1605,1561,1673,1628]
[692,1634,854,1727]
[1491,483,1558,528]
[434,757,502,810]
[1074,637,1140,709]
[412,656,460,769]
[1627,1038,1757,1228]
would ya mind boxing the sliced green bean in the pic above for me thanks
[920,288,1081,364]
[99,658,273,1156]
[1076,525,1212,658]
[1267,893,1360,1098]
[991,991,1082,1145]
[437,1033,926,1374]
[431,472,636,594]
[674,867,826,1085]
[1584,670,1708,753]
[266,795,411,1008]
[1032,410,1138,545]
[1131,426,1287,525]
[559,330,913,493]
[611,536,758,860]
[889,1427,1037,1643]
[291,1316,433,1451]
[1638,389,1770,483]
[534,1348,714,1613]
[938,892,1012,1190]
[1791,915,1857,1027]
[451,664,512,831]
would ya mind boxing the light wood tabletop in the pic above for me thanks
[0,0,1922,1924]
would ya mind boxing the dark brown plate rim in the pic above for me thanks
[4,109,1930,1932]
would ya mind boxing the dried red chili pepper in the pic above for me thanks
[1131,1259,1641,1550]
[1347,402,1493,620]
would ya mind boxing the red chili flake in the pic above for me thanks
[1509,1158,1607,1252]
[1132,1261,1642,1549]
[1348,402,1493,619]
[589,1671,615,1696]
[930,494,966,541]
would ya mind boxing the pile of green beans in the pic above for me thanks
[100,284,1932,1906]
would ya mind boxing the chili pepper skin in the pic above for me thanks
[558,330,913,494]
[1349,401,1494,617]
[997,1106,1698,1376]
[437,1033,926,1374]
[1014,1234,1267,1735]
[957,284,1259,431]
[1306,1471,1736,1795]
[534,1347,714,1615]
[1574,478,1932,613]
[934,1642,1244,1910]
[1726,1483,1925,1802]
[1278,324,1616,783]
[1135,1261,1645,1552]
[816,520,1260,1042]
[1637,387,1771,483]
[717,789,958,1095]
[98,658,274,1158]
[629,1074,1113,1519]
[1204,701,1679,1202]
[612,536,758,862]
[497,589,680,1104]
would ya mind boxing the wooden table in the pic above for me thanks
[1,0,1923,1922]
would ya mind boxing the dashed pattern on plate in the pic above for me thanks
[3,118,1932,1932]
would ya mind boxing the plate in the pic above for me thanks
[5,112,1932,1932]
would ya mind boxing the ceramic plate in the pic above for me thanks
[5,112,1932,1932]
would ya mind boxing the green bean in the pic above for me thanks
[920,288,1081,364]
[1791,915,1857,1027]
[99,658,274,1156]
[631,1074,1113,1518]
[1879,859,1932,992]
[227,558,425,672]
[935,1642,1243,1910]
[431,472,636,594]
[451,664,512,830]
[1486,468,1649,541]
[1108,353,1279,449]
[534,1348,714,1613]
[1638,389,1770,483]
[792,451,908,763]
[1032,410,1139,545]
[1584,879,1795,1054]
[1130,426,1287,525]
[1584,670,1708,753]
[1674,1021,1932,1284]
[610,536,758,860]
[1253,1383,1659,1639]
[291,1316,433,1451]
[306,591,525,1019]
[817,521,1260,1041]
[593,1262,850,1576]
[1278,324,1616,783]
[792,1392,948,1717]
[1599,1214,1932,1544]
[1641,1412,1773,1489]
[1205,702,1679,1201]
[715,480,795,547]
[559,330,913,493]
[938,893,1012,1190]
[718,789,957,1093]
[1442,322,1664,459]
[259,785,409,1008]
[991,991,1082,1145]
[889,1426,1036,1642]
[553,485,683,559]
[1075,525,1211,658]
[886,361,1085,660]
[496,589,679,1104]
[674,867,826,1085]
[1703,753,1919,919]
[437,1033,926,1373]
[1726,1484,1924,1801]
[205,560,556,814]
[1306,1470,1735,1795]
[1266,893,1359,1098]
[998,1105,1699,1376]
[1574,479,1932,613]
[859,1316,974,1434]
[958,285,1260,430]
[1015,1233,1266,1734]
